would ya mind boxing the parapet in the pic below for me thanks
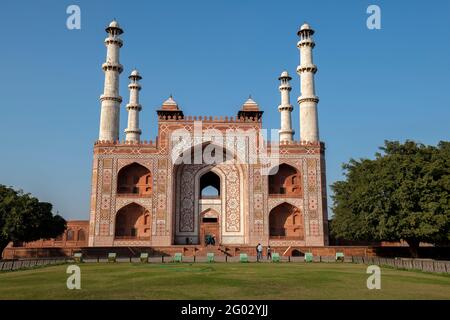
[94,140,157,147]
[157,114,262,123]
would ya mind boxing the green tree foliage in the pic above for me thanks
[331,140,450,257]
[0,185,66,257]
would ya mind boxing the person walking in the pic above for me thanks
[267,245,272,260]
[256,243,263,262]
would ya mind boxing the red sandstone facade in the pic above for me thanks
[7,103,329,253]
[87,99,329,248]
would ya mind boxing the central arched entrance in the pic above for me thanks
[172,143,245,245]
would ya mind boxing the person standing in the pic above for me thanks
[267,245,272,260]
[256,243,263,262]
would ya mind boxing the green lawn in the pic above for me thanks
[0,262,449,299]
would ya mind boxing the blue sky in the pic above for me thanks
[0,0,449,220]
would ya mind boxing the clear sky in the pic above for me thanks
[0,0,449,220]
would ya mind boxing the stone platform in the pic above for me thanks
[3,245,373,259]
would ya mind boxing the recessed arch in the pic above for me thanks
[77,229,86,241]
[66,229,75,241]
[268,163,302,196]
[114,202,151,239]
[172,142,246,245]
[269,202,304,239]
[117,162,152,196]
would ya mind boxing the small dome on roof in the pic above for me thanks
[242,96,260,111]
[161,95,180,111]
[164,95,177,105]
[131,69,140,76]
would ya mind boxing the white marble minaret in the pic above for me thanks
[297,23,319,142]
[278,71,294,142]
[98,20,124,142]
[124,69,142,142]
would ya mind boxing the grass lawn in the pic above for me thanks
[0,262,449,300]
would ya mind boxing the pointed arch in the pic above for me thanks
[66,229,75,241]
[269,202,304,239]
[268,163,302,197]
[117,162,152,196]
[77,229,86,241]
[114,202,151,239]
[200,171,221,198]
[115,198,153,213]
[172,142,246,245]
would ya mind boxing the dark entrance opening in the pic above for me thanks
[200,171,220,198]
[291,249,304,257]
[203,217,218,223]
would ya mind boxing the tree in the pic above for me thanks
[331,140,450,257]
[0,185,66,257]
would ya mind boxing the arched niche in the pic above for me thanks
[117,162,152,196]
[114,203,151,239]
[269,202,304,239]
[77,229,86,241]
[268,163,302,196]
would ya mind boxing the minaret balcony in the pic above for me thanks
[296,64,317,74]
[297,38,315,48]
[100,95,122,103]
[128,83,141,90]
[126,104,142,111]
[279,85,292,91]
[297,95,319,104]
[104,37,123,47]
[279,128,295,134]
[278,105,293,112]
[102,62,123,73]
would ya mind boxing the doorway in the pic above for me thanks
[200,210,220,246]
